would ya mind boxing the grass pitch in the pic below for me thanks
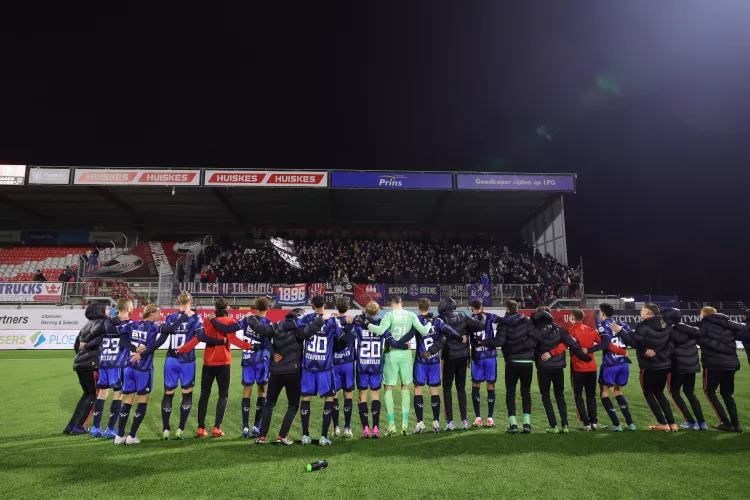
[1,351,749,499]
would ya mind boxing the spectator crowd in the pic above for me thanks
[175,239,581,304]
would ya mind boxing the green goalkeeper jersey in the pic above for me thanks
[367,309,431,340]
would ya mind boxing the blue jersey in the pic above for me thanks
[165,313,204,364]
[237,316,274,367]
[598,318,631,367]
[414,315,451,366]
[128,321,171,372]
[471,312,498,360]
[99,319,134,369]
[334,316,357,365]
[297,313,342,372]
[356,318,387,374]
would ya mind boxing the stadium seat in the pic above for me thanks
[0,246,126,282]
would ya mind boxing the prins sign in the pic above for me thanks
[204,170,328,188]
[73,169,201,186]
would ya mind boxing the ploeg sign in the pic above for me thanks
[204,170,328,187]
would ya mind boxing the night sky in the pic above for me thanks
[1,1,749,301]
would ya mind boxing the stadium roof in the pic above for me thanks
[0,169,575,236]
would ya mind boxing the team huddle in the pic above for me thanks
[76,292,750,445]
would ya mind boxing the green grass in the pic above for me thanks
[2,351,750,499]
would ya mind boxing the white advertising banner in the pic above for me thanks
[0,283,64,303]
[28,167,71,185]
[73,168,201,186]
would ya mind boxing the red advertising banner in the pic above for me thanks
[354,284,384,307]
[204,170,327,187]
[93,241,194,278]
[73,169,200,186]
[130,308,294,323]
[519,309,595,331]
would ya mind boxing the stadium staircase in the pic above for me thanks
[79,280,149,308]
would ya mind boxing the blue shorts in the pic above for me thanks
[97,367,123,390]
[599,363,629,387]
[122,367,153,395]
[334,362,355,392]
[471,358,497,383]
[242,362,270,386]
[301,368,335,397]
[164,357,196,390]
[357,372,383,391]
[414,362,441,387]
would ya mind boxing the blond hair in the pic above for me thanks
[365,301,380,317]
[177,292,192,306]
[143,303,160,320]
[701,306,717,316]
[117,298,133,312]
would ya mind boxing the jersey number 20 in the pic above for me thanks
[360,340,381,358]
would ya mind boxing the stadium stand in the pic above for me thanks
[0,246,125,282]
[200,239,582,305]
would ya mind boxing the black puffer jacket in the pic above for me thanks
[662,308,700,374]
[617,315,673,370]
[73,302,108,371]
[268,312,305,375]
[530,310,590,370]
[438,297,485,360]
[697,314,742,371]
[487,313,534,361]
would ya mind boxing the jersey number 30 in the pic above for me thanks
[309,336,328,354]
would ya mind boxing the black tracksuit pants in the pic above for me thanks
[259,371,302,438]
[505,361,533,417]
[537,368,567,427]
[443,357,468,422]
[68,370,98,428]
[572,370,597,426]
[198,365,231,429]
[639,369,675,425]
[668,371,705,425]
[703,369,739,428]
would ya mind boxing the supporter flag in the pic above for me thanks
[275,284,307,306]
[308,283,326,299]
[467,283,493,306]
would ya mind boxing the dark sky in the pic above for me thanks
[1,1,749,300]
